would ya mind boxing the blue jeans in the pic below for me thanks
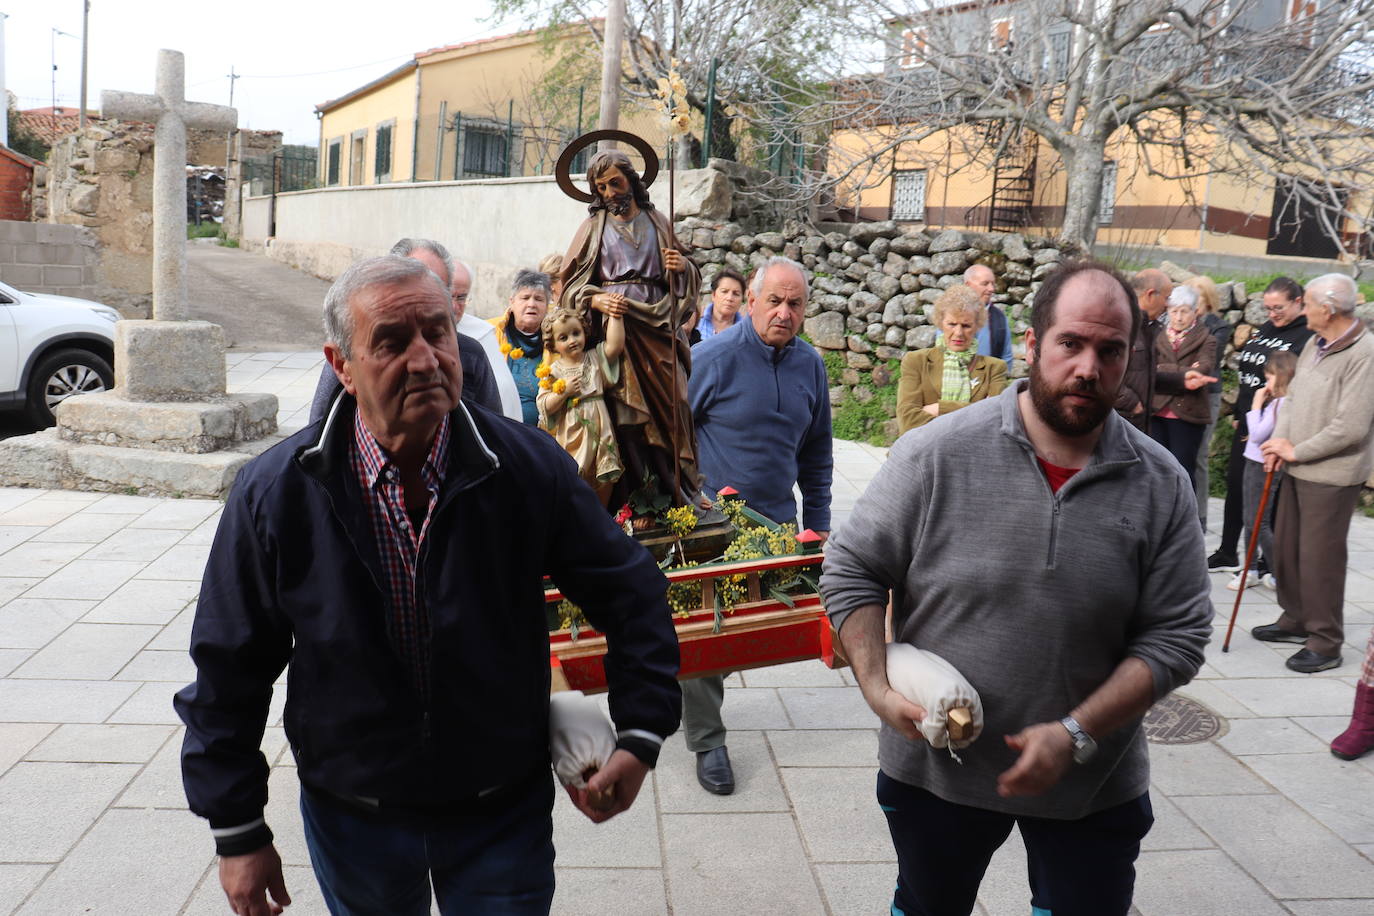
[299,774,556,915]
[877,771,1152,916]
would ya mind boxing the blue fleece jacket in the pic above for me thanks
[689,321,833,531]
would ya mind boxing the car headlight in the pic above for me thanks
[88,306,121,323]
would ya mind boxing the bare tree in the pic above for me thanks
[773,0,1374,250]
[490,2,1374,249]
[490,0,861,166]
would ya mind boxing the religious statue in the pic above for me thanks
[559,147,703,512]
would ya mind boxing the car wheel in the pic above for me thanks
[24,348,114,428]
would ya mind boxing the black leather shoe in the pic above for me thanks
[1251,622,1307,644]
[1286,649,1342,673]
[696,747,735,795]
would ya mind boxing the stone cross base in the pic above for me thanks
[0,318,284,498]
[0,429,283,498]
[57,391,278,453]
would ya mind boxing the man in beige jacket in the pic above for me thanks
[1254,273,1374,672]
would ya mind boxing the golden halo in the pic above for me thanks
[555,130,660,204]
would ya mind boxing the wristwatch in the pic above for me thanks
[1059,716,1098,764]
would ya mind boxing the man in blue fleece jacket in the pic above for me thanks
[684,256,833,794]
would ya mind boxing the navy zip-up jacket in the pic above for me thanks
[175,394,680,850]
[689,321,833,530]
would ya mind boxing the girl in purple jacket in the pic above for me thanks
[1230,350,1297,591]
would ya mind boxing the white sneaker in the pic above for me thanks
[1259,573,1277,590]
[1226,572,1250,591]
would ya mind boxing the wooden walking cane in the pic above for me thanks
[1222,467,1276,652]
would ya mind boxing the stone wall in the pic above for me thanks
[44,120,155,316]
[0,220,100,297]
[675,218,1374,443]
[676,217,1077,438]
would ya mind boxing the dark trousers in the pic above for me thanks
[1274,476,1363,658]
[877,772,1153,916]
[299,775,556,915]
[1219,425,1248,553]
[1149,417,1207,488]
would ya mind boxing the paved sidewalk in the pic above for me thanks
[1,353,1373,915]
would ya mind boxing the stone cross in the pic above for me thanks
[102,49,236,322]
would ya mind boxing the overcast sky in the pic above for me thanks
[3,0,530,146]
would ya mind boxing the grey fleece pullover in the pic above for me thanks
[820,382,1212,820]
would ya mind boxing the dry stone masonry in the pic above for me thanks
[673,217,1077,414]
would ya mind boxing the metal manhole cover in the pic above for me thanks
[1143,694,1225,745]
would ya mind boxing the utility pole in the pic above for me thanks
[79,0,89,129]
[597,0,626,149]
[227,66,239,107]
[0,13,8,148]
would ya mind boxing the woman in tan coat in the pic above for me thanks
[896,285,1008,434]
[1150,284,1218,483]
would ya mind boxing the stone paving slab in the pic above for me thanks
[662,813,825,915]
[0,354,1372,914]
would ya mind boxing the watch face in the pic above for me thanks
[1072,736,1097,764]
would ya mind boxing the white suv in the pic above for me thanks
[0,280,119,428]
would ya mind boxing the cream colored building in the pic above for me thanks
[315,23,668,188]
[833,2,1370,261]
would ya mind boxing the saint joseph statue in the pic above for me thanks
[560,149,703,510]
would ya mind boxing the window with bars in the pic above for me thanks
[1047,30,1071,80]
[892,169,927,221]
[1099,161,1118,224]
[326,139,341,187]
[463,127,507,177]
[374,122,394,183]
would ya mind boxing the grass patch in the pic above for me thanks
[218,235,239,248]
[832,358,902,447]
[187,222,221,239]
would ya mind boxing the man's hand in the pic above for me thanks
[863,686,928,743]
[997,722,1074,798]
[661,248,685,273]
[591,292,628,317]
[1261,437,1295,472]
[565,749,650,824]
[815,530,830,544]
[922,403,940,417]
[1183,370,1219,390]
[220,845,291,916]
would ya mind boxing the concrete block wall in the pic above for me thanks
[0,220,101,298]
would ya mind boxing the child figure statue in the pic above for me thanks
[538,303,625,505]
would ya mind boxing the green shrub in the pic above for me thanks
[1208,420,1234,498]
[822,350,845,385]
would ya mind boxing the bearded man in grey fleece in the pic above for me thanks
[820,260,1211,916]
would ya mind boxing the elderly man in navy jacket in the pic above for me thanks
[175,256,681,916]
[684,256,833,795]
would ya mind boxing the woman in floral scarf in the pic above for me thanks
[896,284,1008,434]
[490,269,552,425]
